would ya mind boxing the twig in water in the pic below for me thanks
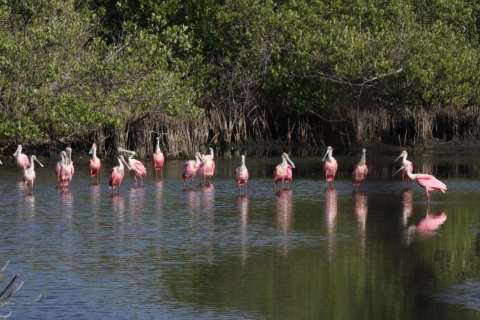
[0,273,19,299]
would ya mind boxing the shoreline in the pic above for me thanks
[0,137,477,164]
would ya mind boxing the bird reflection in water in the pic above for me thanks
[128,186,146,214]
[325,187,338,261]
[237,195,249,265]
[407,205,447,243]
[353,190,368,253]
[61,190,74,219]
[276,189,292,257]
[401,188,413,226]
[16,181,26,194]
[201,183,215,218]
[90,183,101,214]
[201,184,215,264]
[21,193,36,218]
[183,188,201,218]
[154,180,165,216]
[111,192,125,222]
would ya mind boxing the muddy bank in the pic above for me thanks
[0,135,476,167]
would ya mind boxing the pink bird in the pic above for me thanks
[60,147,74,188]
[109,155,131,195]
[13,144,30,171]
[198,148,215,185]
[182,152,202,188]
[23,155,44,194]
[89,143,101,184]
[322,146,338,186]
[153,137,165,180]
[393,162,447,202]
[55,151,67,186]
[235,155,249,193]
[274,153,295,190]
[395,150,413,183]
[118,147,147,186]
[352,148,368,187]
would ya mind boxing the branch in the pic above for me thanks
[305,109,346,122]
[361,68,403,86]
[130,112,150,126]
[0,273,19,299]
[359,68,403,98]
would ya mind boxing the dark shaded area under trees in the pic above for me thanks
[1,0,480,158]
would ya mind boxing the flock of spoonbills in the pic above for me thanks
[8,140,447,202]
[321,147,447,202]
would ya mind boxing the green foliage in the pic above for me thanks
[0,0,480,142]
[196,0,480,115]
[0,0,201,141]
[0,117,46,140]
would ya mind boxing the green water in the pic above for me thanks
[0,149,479,319]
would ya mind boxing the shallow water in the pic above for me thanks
[1,150,480,319]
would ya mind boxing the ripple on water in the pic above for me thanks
[433,279,480,311]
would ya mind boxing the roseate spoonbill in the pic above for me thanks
[109,155,131,195]
[153,137,165,180]
[182,152,202,188]
[118,147,147,186]
[66,147,74,175]
[89,143,101,184]
[393,162,446,202]
[23,155,43,194]
[284,156,295,188]
[235,155,249,193]
[352,148,368,187]
[274,153,295,190]
[198,147,215,185]
[13,144,30,171]
[322,146,338,186]
[60,147,74,188]
[56,151,67,186]
[395,150,413,183]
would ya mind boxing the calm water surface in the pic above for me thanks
[1,149,480,319]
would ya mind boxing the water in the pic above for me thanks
[1,150,480,319]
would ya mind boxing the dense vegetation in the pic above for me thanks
[1,0,480,157]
